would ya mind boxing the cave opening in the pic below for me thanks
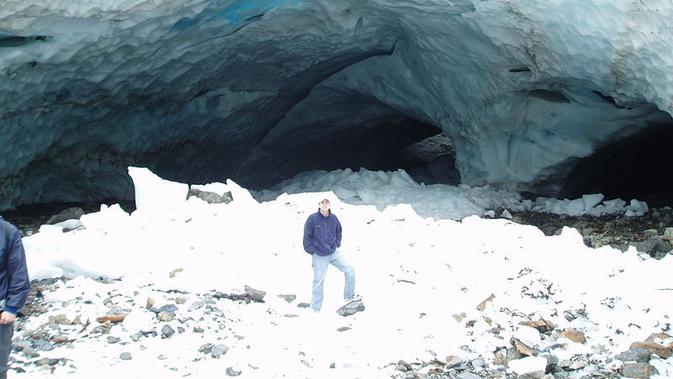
[561,120,673,206]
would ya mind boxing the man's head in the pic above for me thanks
[319,199,331,216]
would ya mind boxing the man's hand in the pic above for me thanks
[0,311,16,324]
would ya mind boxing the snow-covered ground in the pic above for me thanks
[15,167,673,378]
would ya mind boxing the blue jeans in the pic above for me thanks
[0,322,13,379]
[311,250,355,311]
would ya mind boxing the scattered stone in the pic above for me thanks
[158,311,175,322]
[244,285,266,302]
[278,294,296,303]
[34,358,61,366]
[560,328,586,344]
[643,229,659,238]
[157,304,178,313]
[161,325,175,338]
[512,338,537,356]
[33,340,54,351]
[632,238,671,259]
[336,299,365,317]
[617,347,652,363]
[476,293,495,311]
[225,367,241,376]
[175,297,187,304]
[119,352,132,360]
[211,344,229,358]
[188,188,233,204]
[199,343,214,354]
[396,360,412,372]
[169,268,183,278]
[106,336,121,344]
[619,362,658,378]
[193,326,204,333]
[470,357,485,368]
[457,373,481,379]
[188,301,204,311]
[49,314,72,325]
[663,227,673,241]
[513,326,542,348]
[146,297,156,309]
[453,312,467,322]
[96,314,125,323]
[445,355,466,368]
[297,302,310,308]
[501,209,513,219]
[520,319,555,334]
[337,326,351,332]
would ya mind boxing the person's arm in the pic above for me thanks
[335,217,342,248]
[1,227,30,324]
[302,217,315,255]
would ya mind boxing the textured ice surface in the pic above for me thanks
[1,0,673,208]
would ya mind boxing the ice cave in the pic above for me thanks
[2,0,673,210]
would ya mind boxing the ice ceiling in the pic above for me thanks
[2,0,673,209]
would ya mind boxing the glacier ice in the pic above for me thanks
[1,0,673,209]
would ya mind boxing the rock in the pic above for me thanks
[146,297,155,309]
[493,349,508,366]
[278,294,296,303]
[476,293,495,311]
[175,297,187,304]
[643,229,659,238]
[520,319,555,334]
[120,352,132,360]
[49,314,72,325]
[211,344,229,358]
[46,207,85,224]
[453,312,467,322]
[617,347,652,363]
[560,328,586,344]
[225,367,241,376]
[396,360,412,372]
[34,358,61,366]
[663,227,673,241]
[34,340,54,351]
[199,343,214,354]
[619,362,658,378]
[630,340,672,359]
[632,238,671,259]
[158,311,175,322]
[188,301,204,311]
[512,338,537,356]
[96,314,125,323]
[470,357,485,368]
[106,336,121,344]
[297,302,310,308]
[501,209,513,219]
[157,304,178,313]
[244,285,266,302]
[445,355,466,368]
[188,188,233,204]
[513,326,542,348]
[161,325,175,338]
[457,372,481,379]
[336,299,365,317]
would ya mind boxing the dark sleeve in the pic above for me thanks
[335,216,342,248]
[5,227,30,313]
[302,216,315,255]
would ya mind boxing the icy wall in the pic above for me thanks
[1,0,673,209]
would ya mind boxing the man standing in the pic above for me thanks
[0,217,30,379]
[303,199,355,312]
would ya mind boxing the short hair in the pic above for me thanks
[319,199,330,205]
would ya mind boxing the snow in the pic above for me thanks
[16,167,673,378]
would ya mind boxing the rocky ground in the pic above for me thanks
[5,203,673,378]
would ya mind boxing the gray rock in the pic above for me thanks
[130,333,142,342]
[470,357,485,368]
[193,326,204,333]
[34,358,61,366]
[199,343,214,354]
[619,362,658,378]
[46,207,85,224]
[211,344,229,358]
[225,367,241,376]
[106,336,121,344]
[457,373,481,379]
[34,340,54,351]
[297,302,310,308]
[189,301,205,311]
[161,325,175,338]
[188,188,233,204]
[244,285,266,302]
[158,311,175,322]
[632,238,671,259]
[336,299,365,317]
[120,352,132,360]
[157,304,178,313]
[617,347,652,363]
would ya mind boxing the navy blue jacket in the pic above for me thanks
[0,217,30,315]
[303,210,342,256]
